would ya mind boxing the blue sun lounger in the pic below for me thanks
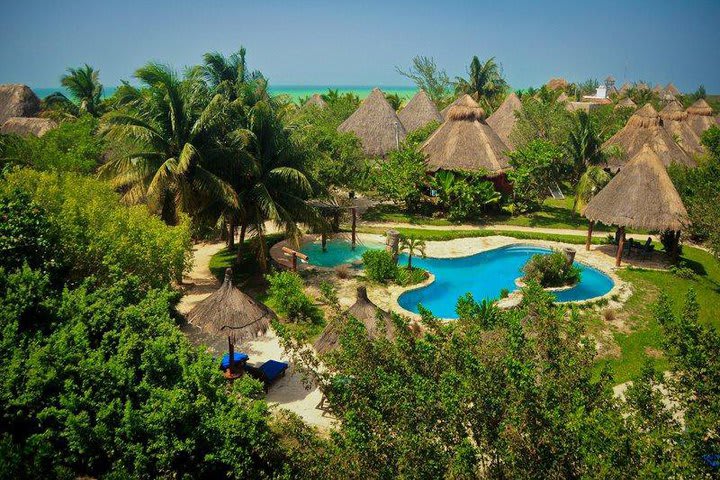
[246,360,289,390]
[220,352,249,370]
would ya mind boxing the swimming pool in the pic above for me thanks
[397,245,614,318]
[299,238,383,268]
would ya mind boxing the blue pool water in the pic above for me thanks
[299,238,382,268]
[397,245,614,318]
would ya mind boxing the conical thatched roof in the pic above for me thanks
[584,146,689,231]
[660,101,702,155]
[422,95,511,175]
[0,84,40,124]
[398,90,442,133]
[486,92,522,149]
[440,95,465,119]
[685,99,715,138]
[304,93,327,108]
[186,268,273,342]
[0,117,57,137]
[665,83,681,96]
[652,84,664,94]
[615,97,637,110]
[313,286,395,355]
[338,87,405,156]
[546,78,568,90]
[618,82,632,96]
[603,104,694,172]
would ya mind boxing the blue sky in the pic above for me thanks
[1,0,719,92]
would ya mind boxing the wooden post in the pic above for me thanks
[228,336,234,371]
[351,207,357,250]
[291,252,297,272]
[586,221,594,251]
[615,227,625,267]
[673,230,682,259]
[321,233,327,252]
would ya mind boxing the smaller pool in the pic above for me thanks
[299,238,382,268]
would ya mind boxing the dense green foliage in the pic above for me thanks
[430,170,501,221]
[510,92,572,147]
[1,169,191,288]
[266,271,323,324]
[522,250,581,287]
[374,143,427,210]
[396,56,451,105]
[361,249,398,283]
[0,116,104,173]
[507,139,565,212]
[43,64,106,118]
[454,56,508,110]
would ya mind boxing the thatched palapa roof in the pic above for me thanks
[0,84,41,124]
[685,99,715,138]
[1,117,57,137]
[304,93,327,108]
[440,95,465,119]
[338,87,405,156]
[313,286,395,355]
[422,95,511,176]
[618,82,631,96]
[603,103,694,172]
[398,90,442,133]
[665,83,681,96]
[615,97,637,110]
[546,78,568,90]
[584,146,689,231]
[660,101,702,155]
[486,92,522,149]
[186,268,273,343]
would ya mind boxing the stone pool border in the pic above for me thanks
[365,237,630,322]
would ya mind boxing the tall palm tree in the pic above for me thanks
[454,56,508,107]
[399,236,426,269]
[565,111,605,185]
[575,166,611,212]
[98,63,239,225]
[45,64,105,117]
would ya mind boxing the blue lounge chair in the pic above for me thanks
[220,352,249,370]
[246,360,289,390]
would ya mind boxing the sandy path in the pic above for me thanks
[178,236,335,430]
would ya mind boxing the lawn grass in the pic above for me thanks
[594,246,720,383]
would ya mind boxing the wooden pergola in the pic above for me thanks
[583,146,690,266]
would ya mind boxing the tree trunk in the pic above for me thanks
[227,217,235,249]
[615,227,625,267]
[408,254,413,270]
[236,222,247,260]
[585,221,594,251]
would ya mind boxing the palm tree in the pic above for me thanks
[399,235,426,269]
[565,111,605,186]
[98,63,239,225]
[575,166,611,212]
[454,56,508,107]
[45,64,104,117]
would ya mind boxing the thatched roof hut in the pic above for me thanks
[603,103,694,172]
[0,84,41,124]
[652,84,664,94]
[584,145,689,232]
[0,117,57,137]
[186,268,273,343]
[313,286,395,355]
[486,92,522,149]
[546,78,568,90]
[615,97,637,110]
[398,90,442,133]
[659,101,702,155]
[304,93,327,108]
[440,95,465,119]
[338,87,405,156]
[685,99,715,138]
[421,95,511,175]
[665,83,681,96]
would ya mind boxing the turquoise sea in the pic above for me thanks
[33,85,418,103]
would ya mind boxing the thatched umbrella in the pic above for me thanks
[0,117,57,137]
[0,84,41,124]
[186,268,273,343]
[486,92,522,148]
[338,87,405,156]
[304,93,327,109]
[660,101,702,155]
[422,95,511,176]
[665,83,681,96]
[313,286,395,355]
[398,89,442,133]
[615,97,637,110]
[603,103,694,172]
[440,95,464,119]
[685,99,715,138]
[583,146,689,265]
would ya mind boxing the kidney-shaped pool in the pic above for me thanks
[397,245,614,319]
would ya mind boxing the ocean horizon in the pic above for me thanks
[32,85,419,103]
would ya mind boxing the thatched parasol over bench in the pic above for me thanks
[582,146,690,266]
[187,268,274,343]
[314,286,395,355]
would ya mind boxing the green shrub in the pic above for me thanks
[394,267,427,286]
[266,271,323,324]
[669,262,696,279]
[362,249,398,283]
[500,288,510,299]
[522,250,581,288]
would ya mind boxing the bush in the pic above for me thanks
[522,250,581,288]
[266,271,323,324]
[669,262,696,279]
[431,171,501,221]
[394,267,427,286]
[374,145,427,211]
[362,249,398,283]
